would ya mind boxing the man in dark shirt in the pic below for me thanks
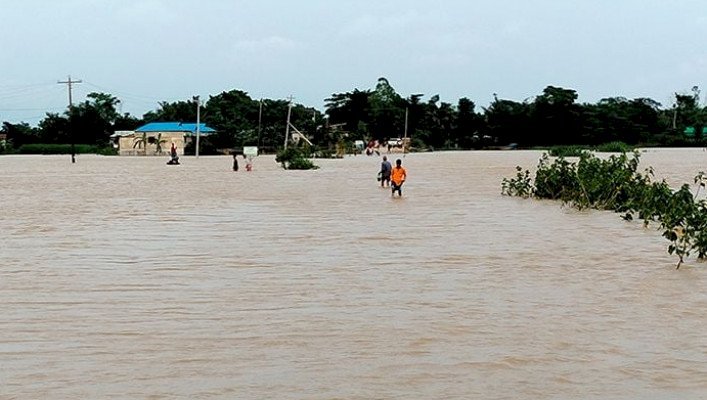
[380,155,392,187]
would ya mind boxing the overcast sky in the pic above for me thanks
[0,0,705,124]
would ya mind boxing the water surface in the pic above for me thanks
[1,149,706,399]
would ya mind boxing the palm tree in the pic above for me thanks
[153,133,168,155]
[133,132,148,156]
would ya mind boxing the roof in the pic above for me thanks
[110,130,134,138]
[135,122,216,134]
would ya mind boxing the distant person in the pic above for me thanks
[390,158,407,197]
[167,142,180,165]
[233,154,239,171]
[245,154,253,171]
[379,155,392,187]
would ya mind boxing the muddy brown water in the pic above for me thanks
[1,149,706,399]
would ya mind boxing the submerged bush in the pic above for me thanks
[547,145,589,157]
[275,147,319,170]
[16,144,115,155]
[502,151,707,268]
[595,141,634,153]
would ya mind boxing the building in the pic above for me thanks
[112,122,216,156]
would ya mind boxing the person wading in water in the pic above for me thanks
[379,155,392,187]
[390,158,407,197]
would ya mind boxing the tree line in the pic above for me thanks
[2,78,706,154]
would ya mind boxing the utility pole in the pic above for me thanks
[284,96,294,149]
[403,107,409,157]
[258,98,263,149]
[193,95,201,158]
[58,75,82,163]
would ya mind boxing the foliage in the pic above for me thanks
[183,136,219,155]
[502,151,707,268]
[275,146,319,170]
[96,146,118,156]
[132,132,148,155]
[547,145,589,157]
[2,80,706,155]
[15,144,114,154]
[0,139,11,154]
[153,133,167,155]
[595,141,634,153]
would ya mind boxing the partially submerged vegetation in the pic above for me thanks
[502,151,707,268]
[2,143,116,155]
[275,147,319,170]
[547,141,634,157]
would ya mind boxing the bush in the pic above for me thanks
[548,145,589,157]
[96,146,118,156]
[595,141,633,153]
[502,151,707,268]
[184,137,219,155]
[13,144,117,155]
[275,147,319,170]
[0,140,12,154]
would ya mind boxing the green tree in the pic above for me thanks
[455,97,483,149]
[143,100,196,123]
[1,121,38,148]
[484,95,531,146]
[325,89,372,138]
[133,132,148,155]
[368,77,405,141]
[531,86,580,145]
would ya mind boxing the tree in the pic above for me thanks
[143,100,196,123]
[85,92,121,124]
[455,97,483,148]
[133,132,148,155]
[153,133,167,155]
[1,121,38,148]
[368,77,404,141]
[325,89,372,138]
[483,95,531,146]
[37,113,70,144]
[531,86,581,145]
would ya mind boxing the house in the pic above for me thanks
[113,122,216,156]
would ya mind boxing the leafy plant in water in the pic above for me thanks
[501,166,533,198]
[547,145,589,157]
[502,151,707,268]
[275,146,319,170]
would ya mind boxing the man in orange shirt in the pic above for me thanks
[390,158,407,197]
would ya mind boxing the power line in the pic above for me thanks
[82,81,164,102]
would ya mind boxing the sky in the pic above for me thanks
[0,0,705,125]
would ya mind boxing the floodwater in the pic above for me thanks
[1,149,706,399]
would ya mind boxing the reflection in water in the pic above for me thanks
[1,150,706,399]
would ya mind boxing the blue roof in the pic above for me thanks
[135,122,216,134]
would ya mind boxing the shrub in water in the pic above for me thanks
[502,151,707,268]
[275,147,319,170]
[547,145,589,157]
[595,141,633,153]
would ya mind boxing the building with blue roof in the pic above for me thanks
[112,121,216,156]
[135,122,216,134]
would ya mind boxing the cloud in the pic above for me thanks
[232,36,301,52]
[341,11,421,37]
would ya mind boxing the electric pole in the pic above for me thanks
[284,96,293,149]
[257,98,263,149]
[58,75,82,163]
[193,95,201,158]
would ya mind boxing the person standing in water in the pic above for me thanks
[379,155,392,187]
[232,153,239,171]
[390,158,407,197]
